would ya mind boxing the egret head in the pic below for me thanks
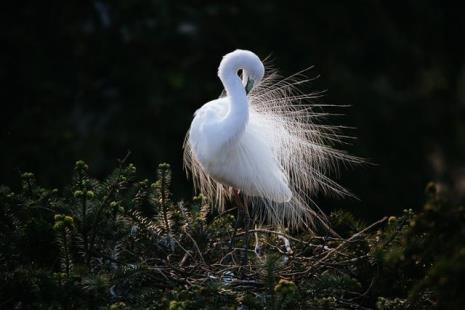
[240,51,264,94]
[218,49,264,94]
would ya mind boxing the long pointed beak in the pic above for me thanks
[245,78,255,94]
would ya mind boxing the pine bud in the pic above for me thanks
[54,214,65,221]
[128,163,136,174]
[75,160,89,170]
[64,216,74,226]
[53,222,64,231]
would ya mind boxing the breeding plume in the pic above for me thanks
[184,49,359,228]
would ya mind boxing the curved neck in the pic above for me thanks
[217,50,264,142]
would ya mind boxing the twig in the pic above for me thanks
[287,217,387,276]
[183,228,207,266]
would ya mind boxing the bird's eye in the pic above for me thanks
[245,79,254,94]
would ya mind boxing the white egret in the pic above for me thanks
[184,49,360,230]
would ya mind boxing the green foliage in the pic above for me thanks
[376,297,407,310]
[0,164,464,309]
[274,279,299,309]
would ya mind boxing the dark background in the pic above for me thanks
[2,1,464,221]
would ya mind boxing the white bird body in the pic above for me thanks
[189,96,292,202]
[184,49,360,228]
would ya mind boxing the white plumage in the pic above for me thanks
[184,49,360,228]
